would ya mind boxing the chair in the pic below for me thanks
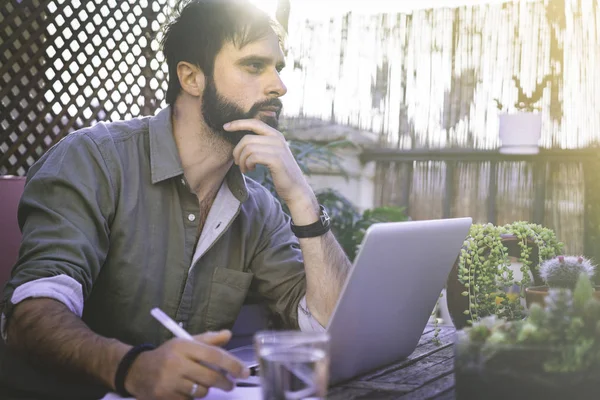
[0,176,26,290]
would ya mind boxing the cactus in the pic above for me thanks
[539,256,596,289]
[544,288,573,331]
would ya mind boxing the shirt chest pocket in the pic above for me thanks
[205,267,254,331]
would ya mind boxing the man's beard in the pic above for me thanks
[201,76,282,146]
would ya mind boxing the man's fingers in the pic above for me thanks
[193,330,232,347]
[178,378,209,399]
[224,119,279,137]
[232,135,282,161]
[180,358,235,392]
[237,145,279,173]
[185,341,250,379]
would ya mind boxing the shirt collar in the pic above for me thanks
[148,106,248,202]
[225,165,249,202]
[149,106,183,184]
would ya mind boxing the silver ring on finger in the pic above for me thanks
[190,382,199,397]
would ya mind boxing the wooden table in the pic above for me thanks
[328,326,456,400]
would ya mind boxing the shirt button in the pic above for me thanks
[180,178,185,185]
[178,321,184,328]
[188,214,196,222]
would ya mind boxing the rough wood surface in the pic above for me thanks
[328,326,457,400]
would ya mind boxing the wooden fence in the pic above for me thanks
[366,148,600,261]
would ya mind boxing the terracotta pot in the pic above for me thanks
[525,285,600,308]
[446,234,543,329]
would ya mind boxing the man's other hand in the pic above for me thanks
[125,330,249,400]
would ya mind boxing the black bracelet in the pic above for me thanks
[114,343,156,397]
[290,205,332,238]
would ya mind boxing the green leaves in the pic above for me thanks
[454,222,564,324]
[573,273,594,312]
[528,303,546,325]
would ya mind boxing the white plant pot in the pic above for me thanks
[498,113,542,154]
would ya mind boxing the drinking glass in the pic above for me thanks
[254,330,330,400]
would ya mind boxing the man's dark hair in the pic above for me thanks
[161,0,284,104]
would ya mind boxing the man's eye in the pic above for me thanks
[248,63,264,72]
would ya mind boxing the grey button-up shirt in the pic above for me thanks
[0,107,313,399]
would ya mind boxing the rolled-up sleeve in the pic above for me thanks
[248,193,307,330]
[1,131,115,339]
[298,295,326,332]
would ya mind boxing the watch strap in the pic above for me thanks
[290,205,331,238]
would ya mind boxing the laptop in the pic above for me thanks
[326,217,471,384]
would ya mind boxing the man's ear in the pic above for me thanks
[176,61,205,97]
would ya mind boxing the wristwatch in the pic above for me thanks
[290,205,332,238]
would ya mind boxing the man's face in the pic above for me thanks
[201,76,282,145]
[201,30,287,146]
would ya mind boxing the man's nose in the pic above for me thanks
[266,71,287,97]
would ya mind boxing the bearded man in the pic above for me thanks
[0,1,351,399]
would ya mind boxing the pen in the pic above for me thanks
[150,308,194,340]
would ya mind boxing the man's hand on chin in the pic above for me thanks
[226,119,319,220]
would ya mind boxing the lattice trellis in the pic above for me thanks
[1,0,177,176]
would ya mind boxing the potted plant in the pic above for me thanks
[446,221,563,329]
[526,255,599,307]
[495,75,551,155]
[454,273,600,399]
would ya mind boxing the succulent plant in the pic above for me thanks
[461,274,600,374]
[544,287,573,335]
[539,256,596,289]
[456,222,563,325]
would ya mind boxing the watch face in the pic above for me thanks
[320,207,331,226]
